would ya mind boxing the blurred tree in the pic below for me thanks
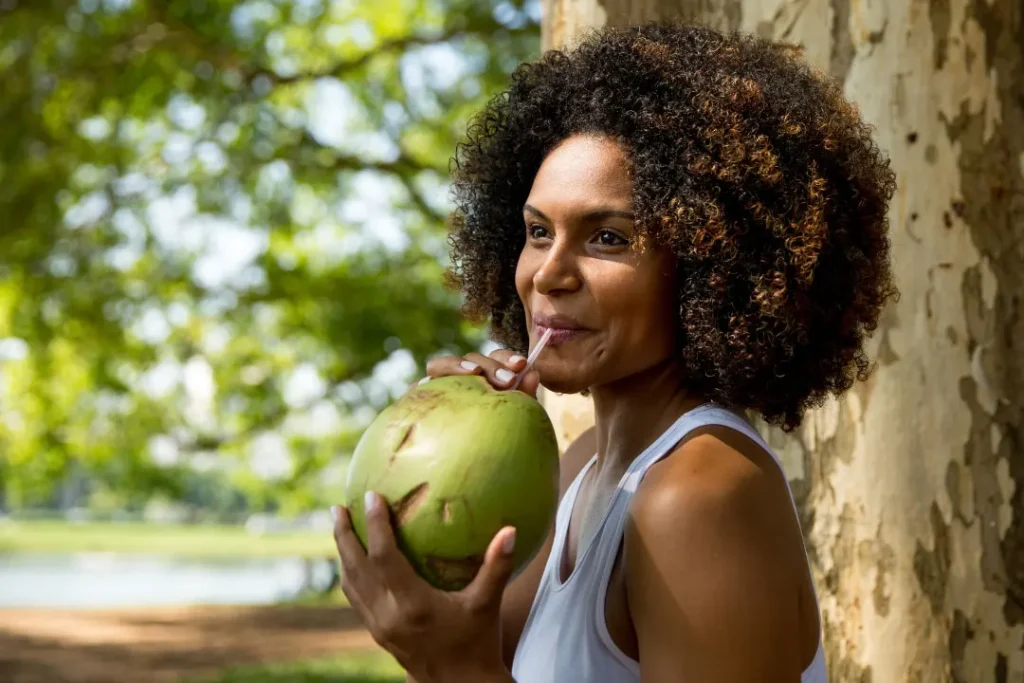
[0,0,539,512]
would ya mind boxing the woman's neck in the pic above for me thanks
[588,358,704,475]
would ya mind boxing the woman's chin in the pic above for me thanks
[538,374,590,396]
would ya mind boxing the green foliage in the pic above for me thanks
[0,0,539,510]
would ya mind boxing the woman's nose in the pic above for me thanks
[533,240,582,295]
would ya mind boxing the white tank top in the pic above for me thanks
[511,403,828,682]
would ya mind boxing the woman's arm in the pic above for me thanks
[625,427,811,683]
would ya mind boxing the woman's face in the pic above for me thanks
[515,134,678,394]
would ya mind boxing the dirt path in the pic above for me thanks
[0,604,379,683]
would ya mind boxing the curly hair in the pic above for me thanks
[446,22,897,431]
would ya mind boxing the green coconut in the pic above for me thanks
[343,375,560,590]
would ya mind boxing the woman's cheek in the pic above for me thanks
[514,253,534,303]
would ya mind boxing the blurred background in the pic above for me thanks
[0,1,539,681]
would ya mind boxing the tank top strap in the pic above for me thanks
[543,453,597,581]
[598,403,784,545]
[589,401,818,614]
[585,404,720,580]
[513,403,829,683]
[618,402,726,493]
[557,454,596,535]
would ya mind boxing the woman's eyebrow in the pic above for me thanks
[523,204,634,221]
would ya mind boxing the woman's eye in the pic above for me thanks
[596,230,628,246]
[527,224,549,240]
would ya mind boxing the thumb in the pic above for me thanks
[462,526,517,610]
[518,370,540,398]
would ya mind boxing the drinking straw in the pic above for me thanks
[511,327,553,391]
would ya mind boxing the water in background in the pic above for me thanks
[0,552,333,608]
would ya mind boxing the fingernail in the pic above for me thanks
[503,529,516,555]
[460,360,479,371]
[509,355,526,365]
[418,377,431,385]
[496,368,515,384]
[364,491,377,513]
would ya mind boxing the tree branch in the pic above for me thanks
[271,110,448,177]
[145,4,533,89]
[270,28,471,85]
[184,367,360,453]
[320,145,444,177]
[396,171,449,225]
[258,21,536,86]
[136,2,251,73]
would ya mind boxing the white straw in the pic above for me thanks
[511,327,553,391]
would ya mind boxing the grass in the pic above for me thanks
[0,519,336,558]
[281,588,349,607]
[190,650,405,683]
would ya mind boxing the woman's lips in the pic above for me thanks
[536,325,590,346]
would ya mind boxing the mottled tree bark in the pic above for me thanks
[538,0,1024,679]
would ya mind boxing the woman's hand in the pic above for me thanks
[333,495,517,683]
[419,349,540,398]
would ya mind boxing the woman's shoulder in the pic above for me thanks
[620,424,813,680]
[624,421,808,598]
[628,422,800,547]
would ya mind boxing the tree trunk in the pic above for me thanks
[538,0,1024,679]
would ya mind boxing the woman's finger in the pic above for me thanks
[515,369,541,398]
[424,354,484,379]
[487,348,528,371]
[463,352,520,389]
[333,505,368,577]
[364,492,420,592]
[424,350,531,386]
[461,526,518,613]
[407,376,431,391]
[487,349,540,397]
[339,573,376,632]
[424,353,514,390]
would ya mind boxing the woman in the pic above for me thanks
[332,22,896,682]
